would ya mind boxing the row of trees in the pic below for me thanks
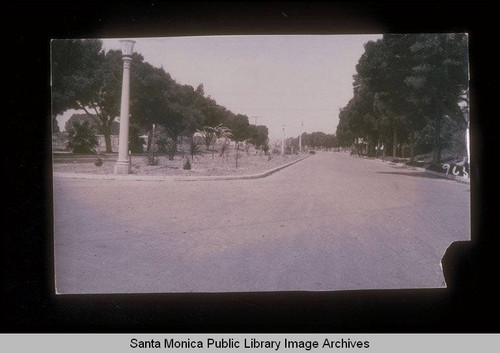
[335,34,469,166]
[284,132,338,152]
[300,132,337,150]
[51,39,269,154]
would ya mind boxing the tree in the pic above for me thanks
[129,62,175,153]
[404,33,469,166]
[65,113,94,132]
[203,107,228,148]
[248,125,269,149]
[51,39,104,118]
[65,113,120,150]
[336,108,355,148]
[300,132,310,149]
[197,125,219,151]
[128,124,145,153]
[225,114,251,168]
[325,134,338,150]
[355,35,415,158]
[340,87,380,156]
[52,117,60,133]
[187,138,203,163]
[194,92,230,149]
[53,45,122,152]
[309,131,328,149]
[338,34,468,164]
[157,84,203,151]
[226,114,251,143]
[52,41,158,153]
[73,49,129,153]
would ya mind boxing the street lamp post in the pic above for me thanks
[114,39,136,174]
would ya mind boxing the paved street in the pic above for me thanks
[53,152,470,294]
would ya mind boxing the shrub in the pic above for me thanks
[95,157,103,167]
[155,133,170,153]
[183,158,191,170]
[66,120,98,154]
[166,142,176,161]
[188,138,203,162]
[148,155,159,166]
[219,142,229,158]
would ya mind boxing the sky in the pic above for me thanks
[57,34,382,141]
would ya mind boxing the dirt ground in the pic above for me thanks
[53,150,305,176]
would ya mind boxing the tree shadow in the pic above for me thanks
[376,171,447,180]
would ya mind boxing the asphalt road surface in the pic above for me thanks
[53,152,470,294]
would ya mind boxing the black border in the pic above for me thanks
[2,1,499,333]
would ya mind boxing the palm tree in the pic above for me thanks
[188,138,202,163]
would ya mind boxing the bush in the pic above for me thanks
[155,132,170,153]
[188,138,202,162]
[148,155,159,166]
[95,157,103,167]
[166,142,176,161]
[219,142,229,158]
[183,158,191,170]
[66,120,98,154]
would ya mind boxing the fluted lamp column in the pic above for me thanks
[114,39,136,174]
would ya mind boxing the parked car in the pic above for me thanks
[309,150,316,154]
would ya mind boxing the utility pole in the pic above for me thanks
[299,121,303,152]
[252,116,260,125]
[281,124,285,155]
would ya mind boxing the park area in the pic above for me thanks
[52,149,305,177]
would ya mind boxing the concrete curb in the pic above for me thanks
[53,155,311,182]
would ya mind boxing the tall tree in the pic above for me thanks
[71,49,125,152]
[52,41,163,153]
[157,84,203,151]
[66,120,98,154]
[130,62,174,152]
[335,108,355,148]
[195,96,229,149]
[226,114,251,143]
[341,86,380,156]
[248,125,269,149]
[339,33,468,165]
[404,33,469,165]
[355,35,415,158]
[51,39,104,118]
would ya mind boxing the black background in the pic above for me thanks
[1,1,498,333]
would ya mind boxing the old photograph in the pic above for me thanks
[52,34,470,294]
